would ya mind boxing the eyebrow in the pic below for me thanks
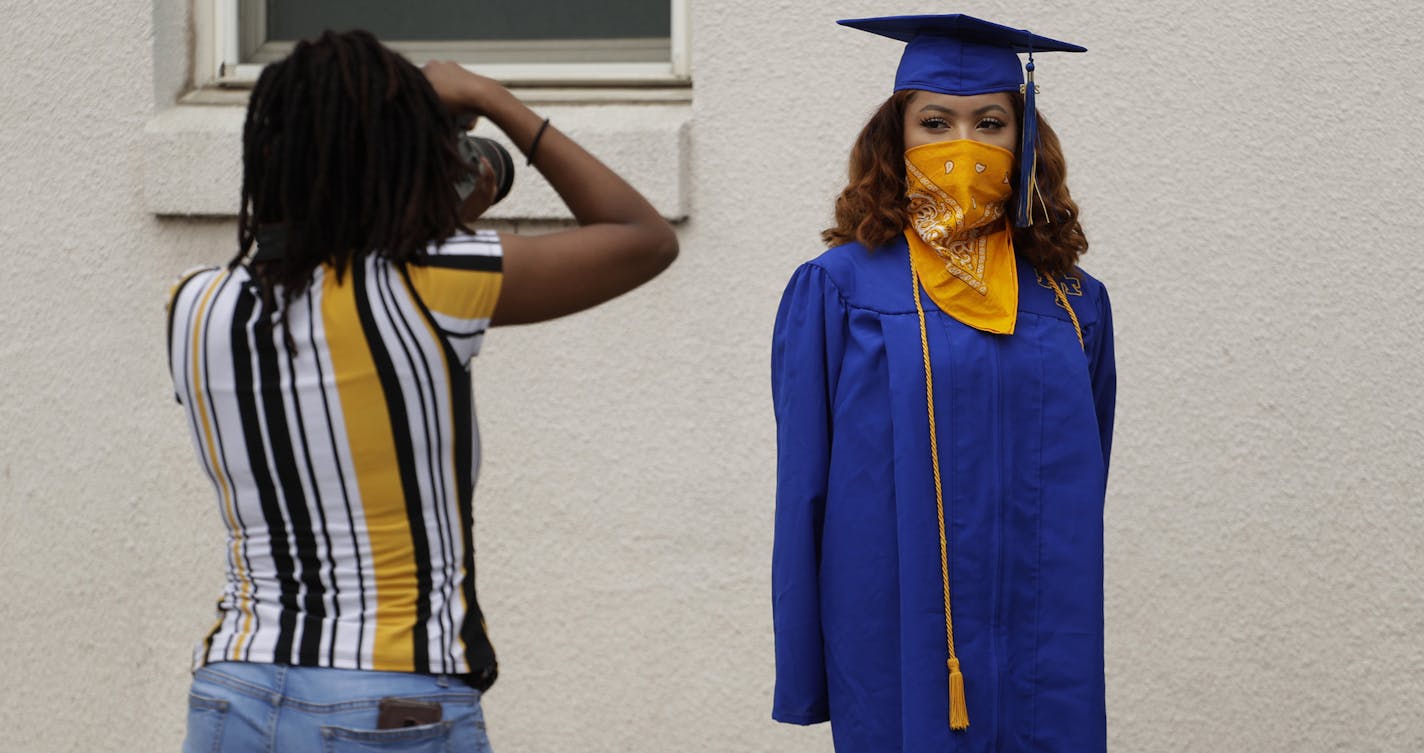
[917,103,1011,117]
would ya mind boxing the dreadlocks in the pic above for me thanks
[234,29,472,307]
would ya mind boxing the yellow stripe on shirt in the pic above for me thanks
[321,265,419,671]
[404,265,502,322]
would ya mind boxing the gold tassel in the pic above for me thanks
[948,657,970,730]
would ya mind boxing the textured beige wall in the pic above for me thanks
[2,0,1421,751]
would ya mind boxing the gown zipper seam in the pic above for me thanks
[990,339,1003,753]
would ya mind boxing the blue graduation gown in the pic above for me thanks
[771,237,1115,753]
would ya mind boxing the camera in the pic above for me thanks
[454,133,514,206]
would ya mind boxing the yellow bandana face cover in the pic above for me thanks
[904,139,1019,334]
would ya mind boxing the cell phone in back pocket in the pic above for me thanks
[377,698,443,729]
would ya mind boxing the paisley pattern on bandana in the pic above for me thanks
[906,159,1006,294]
[905,142,1013,296]
[903,140,1020,335]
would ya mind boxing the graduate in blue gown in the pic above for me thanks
[771,15,1116,753]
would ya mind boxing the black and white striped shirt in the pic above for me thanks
[167,231,503,679]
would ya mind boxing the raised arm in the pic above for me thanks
[423,62,679,326]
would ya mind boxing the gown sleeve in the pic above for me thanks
[770,262,846,725]
[1086,283,1117,477]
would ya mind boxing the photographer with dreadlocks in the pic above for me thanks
[166,30,676,753]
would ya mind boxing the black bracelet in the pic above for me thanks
[526,118,551,165]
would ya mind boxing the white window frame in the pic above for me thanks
[195,0,690,88]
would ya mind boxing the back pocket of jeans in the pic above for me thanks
[182,692,230,753]
[321,720,454,752]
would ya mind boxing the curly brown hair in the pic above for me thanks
[822,90,1088,276]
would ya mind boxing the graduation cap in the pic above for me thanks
[838,14,1085,227]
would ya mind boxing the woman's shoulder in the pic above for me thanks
[790,239,910,312]
[1067,266,1112,321]
[1071,265,1110,299]
[1045,265,1108,302]
[806,239,898,273]
[167,264,227,305]
[418,230,503,266]
[1019,262,1111,330]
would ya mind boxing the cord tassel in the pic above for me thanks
[948,657,970,730]
[1014,54,1039,228]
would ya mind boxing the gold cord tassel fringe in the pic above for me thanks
[948,658,970,730]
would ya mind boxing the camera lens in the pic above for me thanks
[455,134,515,206]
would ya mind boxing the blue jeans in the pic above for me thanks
[183,662,493,753]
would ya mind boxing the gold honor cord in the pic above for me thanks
[910,260,1083,731]
[1043,275,1084,349]
[910,257,971,731]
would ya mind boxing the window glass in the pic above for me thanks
[241,0,672,65]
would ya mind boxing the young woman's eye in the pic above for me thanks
[920,116,949,129]
[978,118,1006,130]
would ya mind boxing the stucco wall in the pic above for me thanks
[1,0,1421,751]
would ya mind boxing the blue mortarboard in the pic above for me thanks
[838,14,1086,226]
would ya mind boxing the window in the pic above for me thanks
[200,0,690,87]
[160,0,692,221]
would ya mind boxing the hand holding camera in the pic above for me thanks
[422,59,678,326]
[424,62,517,220]
[422,61,508,120]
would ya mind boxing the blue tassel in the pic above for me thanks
[1015,55,1039,228]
